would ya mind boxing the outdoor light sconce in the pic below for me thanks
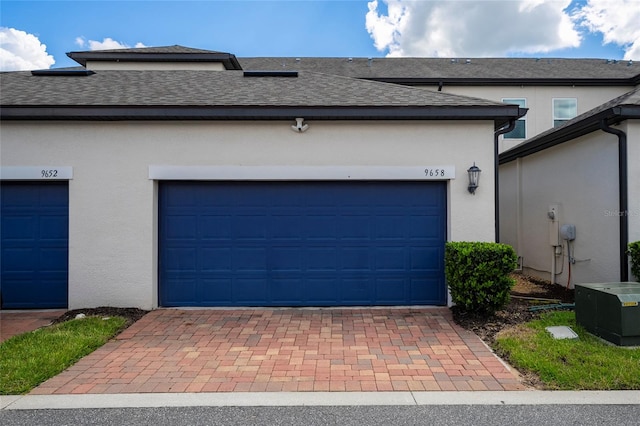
[467,162,481,194]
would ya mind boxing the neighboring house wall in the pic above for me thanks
[2,120,495,309]
[499,128,627,286]
[628,121,640,256]
[443,86,634,152]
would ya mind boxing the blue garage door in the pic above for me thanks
[1,182,68,309]
[159,181,446,307]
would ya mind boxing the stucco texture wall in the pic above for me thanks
[499,128,627,287]
[2,120,495,309]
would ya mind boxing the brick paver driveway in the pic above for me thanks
[31,308,525,394]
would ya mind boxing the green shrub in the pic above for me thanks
[445,241,517,314]
[629,241,640,281]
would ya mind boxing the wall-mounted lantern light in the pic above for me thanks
[467,162,481,194]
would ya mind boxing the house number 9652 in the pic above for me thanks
[41,169,58,178]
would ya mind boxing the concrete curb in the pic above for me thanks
[2,391,639,410]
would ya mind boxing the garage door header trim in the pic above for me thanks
[149,165,456,181]
[1,166,73,180]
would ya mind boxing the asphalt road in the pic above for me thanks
[2,405,640,426]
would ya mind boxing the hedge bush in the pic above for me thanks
[445,241,518,314]
[629,241,640,281]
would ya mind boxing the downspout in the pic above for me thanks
[494,119,517,242]
[600,119,629,281]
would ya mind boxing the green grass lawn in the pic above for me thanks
[0,316,126,395]
[495,311,640,390]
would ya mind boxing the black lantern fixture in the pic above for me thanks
[467,162,481,194]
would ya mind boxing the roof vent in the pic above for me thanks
[347,58,353,62]
[450,58,458,63]
[465,59,471,64]
[243,70,298,77]
[628,60,634,66]
[31,69,95,77]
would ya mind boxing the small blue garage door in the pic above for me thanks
[159,181,446,307]
[1,182,68,309]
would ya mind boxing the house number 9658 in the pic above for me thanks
[424,168,445,177]
[41,169,58,178]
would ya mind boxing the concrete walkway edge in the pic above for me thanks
[2,391,639,410]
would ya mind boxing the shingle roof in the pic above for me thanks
[1,69,524,124]
[240,57,640,85]
[500,86,640,163]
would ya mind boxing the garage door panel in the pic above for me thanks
[40,248,68,271]
[411,247,442,270]
[270,247,303,272]
[341,248,371,271]
[201,279,233,303]
[200,248,232,271]
[200,216,232,239]
[375,248,407,271]
[376,278,409,304]
[159,181,446,307]
[164,247,197,271]
[2,248,36,271]
[164,215,197,240]
[307,248,338,271]
[2,216,36,240]
[410,278,443,304]
[341,278,372,303]
[162,278,198,305]
[39,215,68,239]
[234,279,268,303]
[305,278,339,304]
[270,278,303,303]
[1,182,68,309]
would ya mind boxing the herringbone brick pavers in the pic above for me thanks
[30,308,526,394]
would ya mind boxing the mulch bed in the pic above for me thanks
[452,273,575,345]
[52,307,148,329]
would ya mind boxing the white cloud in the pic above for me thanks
[574,0,640,60]
[74,36,147,51]
[366,0,581,57]
[0,27,55,71]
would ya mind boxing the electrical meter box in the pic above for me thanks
[575,282,640,346]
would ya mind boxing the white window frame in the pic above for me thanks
[502,98,527,139]
[552,98,577,127]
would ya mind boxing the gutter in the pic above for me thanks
[0,105,523,123]
[599,120,630,282]
[494,119,517,242]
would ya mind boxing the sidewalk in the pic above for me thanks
[3,390,640,410]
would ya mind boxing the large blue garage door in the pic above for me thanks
[1,182,68,309]
[159,181,446,307]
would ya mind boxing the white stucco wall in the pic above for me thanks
[1,120,496,309]
[499,127,631,286]
[443,86,634,152]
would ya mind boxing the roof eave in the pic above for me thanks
[499,105,640,164]
[0,105,523,123]
[366,77,639,87]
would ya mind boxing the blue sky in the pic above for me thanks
[1,1,639,71]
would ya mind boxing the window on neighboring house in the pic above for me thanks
[553,98,577,127]
[502,98,526,139]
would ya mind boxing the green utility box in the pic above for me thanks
[575,282,640,346]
